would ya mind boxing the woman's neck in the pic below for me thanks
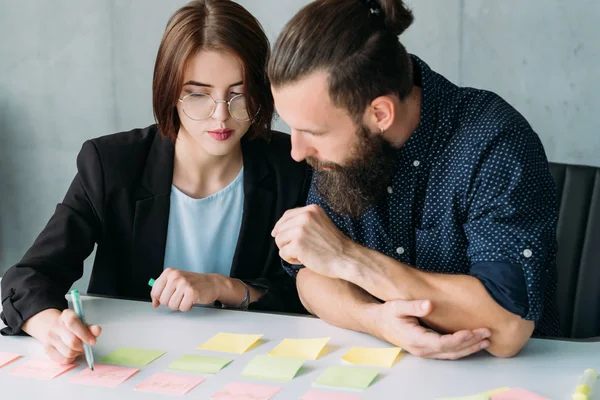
[172,134,243,199]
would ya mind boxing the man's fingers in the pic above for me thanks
[439,331,489,354]
[434,339,489,360]
[273,227,294,250]
[279,244,301,265]
[272,207,309,236]
[471,328,492,340]
[388,299,433,318]
[412,329,488,359]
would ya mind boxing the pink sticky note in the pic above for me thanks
[301,390,362,400]
[492,388,550,400]
[70,364,139,388]
[0,352,21,368]
[9,359,78,380]
[135,373,205,396]
[212,382,282,400]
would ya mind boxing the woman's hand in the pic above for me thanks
[150,268,222,311]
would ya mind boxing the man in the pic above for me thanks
[268,0,561,359]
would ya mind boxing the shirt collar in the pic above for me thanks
[395,55,441,170]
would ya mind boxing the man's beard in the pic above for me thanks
[308,124,396,219]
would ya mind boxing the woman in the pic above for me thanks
[0,0,309,364]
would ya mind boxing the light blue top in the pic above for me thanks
[163,167,244,276]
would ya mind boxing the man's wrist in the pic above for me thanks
[356,302,382,337]
[336,240,363,282]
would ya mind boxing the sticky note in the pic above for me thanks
[242,355,304,382]
[135,373,205,396]
[268,337,329,360]
[436,388,511,400]
[169,355,232,374]
[315,366,379,390]
[70,364,139,387]
[435,395,490,400]
[482,388,510,396]
[491,388,550,400]
[0,352,21,368]
[301,390,362,400]
[99,347,165,367]
[342,347,402,367]
[198,332,263,354]
[211,382,282,400]
[9,359,78,380]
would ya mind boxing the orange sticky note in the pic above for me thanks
[9,359,78,380]
[70,364,139,387]
[135,373,205,395]
[212,382,282,400]
[0,352,21,368]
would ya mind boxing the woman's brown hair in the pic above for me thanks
[153,0,273,141]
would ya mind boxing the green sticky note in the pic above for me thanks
[168,355,232,374]
[315,365,379,390]
[99,347,166,367]
[242,355,304,382]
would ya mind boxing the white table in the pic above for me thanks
[0,294,598,399]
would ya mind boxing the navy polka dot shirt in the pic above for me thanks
[286,55,561,337]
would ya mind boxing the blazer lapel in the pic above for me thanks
[129,132,174,299]
[230,139,276,279]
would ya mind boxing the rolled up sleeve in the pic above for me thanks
[464,127,558,323]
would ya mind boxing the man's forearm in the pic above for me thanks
[296,268,379,334]
[340,244,534,357]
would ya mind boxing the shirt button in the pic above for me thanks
[387,186,393,194]
[413,160,421,167]
[523,249,533,258]
[396,247,405,255]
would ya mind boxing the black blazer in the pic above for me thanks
[1,125,311,335]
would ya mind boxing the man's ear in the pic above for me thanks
[365,95,395,133]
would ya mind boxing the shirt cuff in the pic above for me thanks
[470,261,531,320]
[281,260,304,278]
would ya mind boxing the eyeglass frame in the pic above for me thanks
[177,92,258,122]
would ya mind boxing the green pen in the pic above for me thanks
[148,278,156,287]
[70,289,95,371]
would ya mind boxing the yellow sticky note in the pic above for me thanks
[342,347,403,368]
[481,388,511,396]
[198,333,263,354]
[269,337,330,360]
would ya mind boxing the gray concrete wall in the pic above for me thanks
[1,1,598,284]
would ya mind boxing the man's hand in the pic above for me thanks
[272,205,351,278]
[366,299,492,360]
